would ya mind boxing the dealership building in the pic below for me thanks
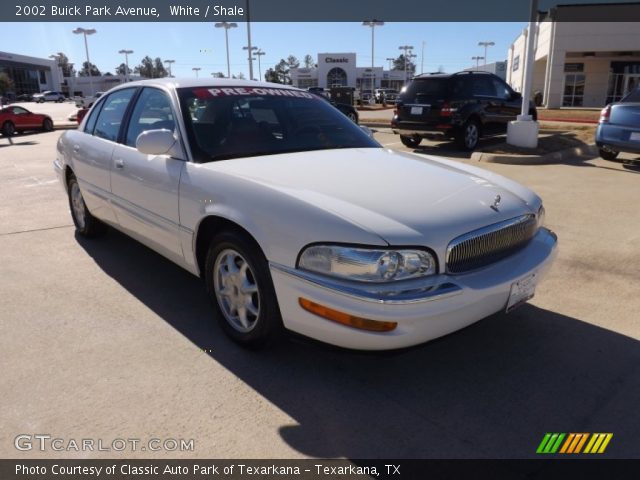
[290,53,408,91]
[0,51,63,95]
[507,5,640,108]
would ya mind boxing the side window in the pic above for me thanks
[492,78,512,100]
[125,88,174,147]
[94,88,136,142]
[472,76,497,97]
[83,98,105,135]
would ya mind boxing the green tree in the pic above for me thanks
[392,54,416,75]
[116,63,131,76]
[0,72,14,94]
[153,57,168,77]
[78,61,101,77]
[54,52,75,77]
[303,54,314,68]
[264,67,280,84]
[211,72,225,78]
[134,56,154,78]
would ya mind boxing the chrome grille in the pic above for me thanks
[446,214,538,274]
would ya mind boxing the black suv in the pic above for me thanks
[391,71,536,150]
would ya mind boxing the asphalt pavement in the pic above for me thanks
[1,130,639,459]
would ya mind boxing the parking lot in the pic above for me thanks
[1,129,639,459]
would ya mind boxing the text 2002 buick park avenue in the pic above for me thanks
[54,79,557,350]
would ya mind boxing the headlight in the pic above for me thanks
[298,245,436,282]
[537,205,545,229]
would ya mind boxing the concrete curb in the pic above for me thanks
[361,121,391,128]
[54,123,78,130]
[471,144,597,165]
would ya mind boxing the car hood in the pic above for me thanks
[204,148,539,252]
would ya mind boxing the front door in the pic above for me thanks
[109,87,185,263]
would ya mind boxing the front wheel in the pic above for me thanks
[2,121,15,137]
[599,148,619,161]
[456,119,480,150]
[400,135,422,148]
[205,231,283,349]
[67,175,106,237]
[347,112,358,123]
[42,118,53,132]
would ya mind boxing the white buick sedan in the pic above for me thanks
[55,79,557,350]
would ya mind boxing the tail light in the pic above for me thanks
[440,102,457,117]
[599,105,611,123]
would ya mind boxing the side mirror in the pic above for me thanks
[136,129,176,156]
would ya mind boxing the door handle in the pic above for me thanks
[114,158,125,169]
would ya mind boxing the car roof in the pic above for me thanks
[108,78,305,92]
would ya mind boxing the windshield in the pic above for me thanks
[178,86,379,162]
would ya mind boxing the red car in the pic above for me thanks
[0,105,54,136]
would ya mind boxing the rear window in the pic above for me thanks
[400,78,449,103]
[621,87,640,103]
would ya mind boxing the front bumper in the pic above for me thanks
[270,228,557,350]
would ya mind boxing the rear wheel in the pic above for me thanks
[347,111,358,123]
[2,121,15,137]
[42,118,53,132]
[67,175,106,237]
[205,231,283,349]
[456,119,480,150]
[599,148,619,161]
[400,135,422,148]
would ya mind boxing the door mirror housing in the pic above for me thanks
[136,129,177,156]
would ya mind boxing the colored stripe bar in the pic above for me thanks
[590,434,606,453]
[550,433,566,453]
[544,434,560,453]
[559,434,575,454]
[584,433,598,454]
[597,434,613,453]
[574,433,589,453]
[536,433,552,454]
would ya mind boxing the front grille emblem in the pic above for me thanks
[491,194,501,212]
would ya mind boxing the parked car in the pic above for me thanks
[595,87,640,160]
[75,91,105,108]
[307,87,329,98]
[33,91,65,103]
[312,93,359,123]
[0,105,54,136]
[392,71,537,150]
[54,79,557,350]
[375,88,398,103]
[16,93,34,102]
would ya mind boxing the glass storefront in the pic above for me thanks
[0,60,49,95]
[607,61,640,104]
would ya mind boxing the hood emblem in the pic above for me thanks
[491,194,501,211]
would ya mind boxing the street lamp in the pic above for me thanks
[118,49,133,82]
[478,41,495,65]
[164,59,175,78]
[214,21,237,78]
[472,56,485,71]
[243,45,257,80]
[386,57,395,70]
[192,67,201,78]
[72,27,97,96]
[363,20,384,104]
[399,45,414,86]
[254,49,266,82]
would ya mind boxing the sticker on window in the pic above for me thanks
[195,87,316,99]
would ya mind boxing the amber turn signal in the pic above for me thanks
[298,298,397,332]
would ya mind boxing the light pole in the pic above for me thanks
[192,67,201,78]
[399,45,414,86]
[386,57,395,70]
[245,0,254,80]
[363,20,384,103]
[72,27,97,96]
[254,49,265,81]
[164,59,175,78]
[214,22,237,78]
[472,56,485,71]
[421,41,426,74]
[243,46,257,80]
[478,41,495,65]
[118,49,133,82]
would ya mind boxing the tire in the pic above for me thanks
[347,112,358,123]
[42,118,53,132]
[400,135,422,148]
[67,175,106,237]
[38,98,44,103]
[2,121,15,137]
[456,118,481,150]
[205,231,283,349]
[599,148,619,161]
[57,98,64,103]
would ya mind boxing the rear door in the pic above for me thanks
[110,87,185,262]
[470,75,501,133]
[397,77,450,125]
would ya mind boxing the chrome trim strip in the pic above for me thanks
[270,263,462,305]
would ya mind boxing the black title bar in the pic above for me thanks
[4,0,640,22]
